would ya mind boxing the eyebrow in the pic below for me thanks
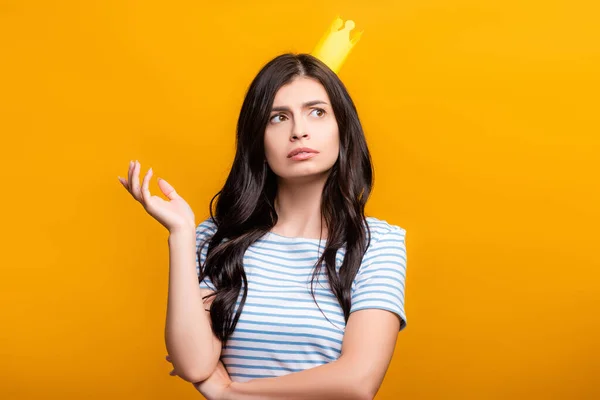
[271,100,329,112]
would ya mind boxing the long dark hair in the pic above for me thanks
[198,53,374,344]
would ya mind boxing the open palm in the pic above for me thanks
[118,160,196,232]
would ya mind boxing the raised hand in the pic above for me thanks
[118,160,196,233]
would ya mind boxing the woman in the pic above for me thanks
[119,53,408,400]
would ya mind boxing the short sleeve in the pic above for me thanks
[196,217,217,291]
[350,225,408,331]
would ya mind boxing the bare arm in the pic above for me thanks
[164,227,222,383]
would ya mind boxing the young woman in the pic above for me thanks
[119,53,408,400]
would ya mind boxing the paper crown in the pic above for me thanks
[311,16,363,74]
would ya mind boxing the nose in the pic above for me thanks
[290,118,309,141]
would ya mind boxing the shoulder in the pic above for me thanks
[196,216,218,232]
[196,216,218,243]
[364,216,407,248]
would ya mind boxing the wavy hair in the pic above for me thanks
[198,53,374,344]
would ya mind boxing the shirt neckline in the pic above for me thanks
[265,230,327,243]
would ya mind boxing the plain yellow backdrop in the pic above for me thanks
[1,0,598,399]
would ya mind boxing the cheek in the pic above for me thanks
[329,136,340,162]
[325,123,340,151]
[320,125,340,164]
[263,129,281,157]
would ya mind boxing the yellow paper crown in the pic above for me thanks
[311,16,363,74]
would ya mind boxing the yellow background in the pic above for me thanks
[1,0,599,398]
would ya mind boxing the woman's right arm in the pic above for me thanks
[164,227,222,383]
[118,160,221,382]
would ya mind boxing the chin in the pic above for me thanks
[275,164,334,180]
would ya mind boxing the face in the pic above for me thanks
[264,76,340,182]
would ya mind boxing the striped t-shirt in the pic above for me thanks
[195,216,407,382]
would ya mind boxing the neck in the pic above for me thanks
[272,174,329,239]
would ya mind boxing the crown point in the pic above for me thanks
[332,16,344,31]
[311,16,362,74]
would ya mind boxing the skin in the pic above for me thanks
[264,75,340,240]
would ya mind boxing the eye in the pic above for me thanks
[310,108,326,118]
[270,114,287,124]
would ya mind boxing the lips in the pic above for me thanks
[287,147,319,158]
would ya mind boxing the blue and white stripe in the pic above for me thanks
[195,216,407,382]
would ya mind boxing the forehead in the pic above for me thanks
[272,77,330,105]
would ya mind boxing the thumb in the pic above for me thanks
[157,177,181,200]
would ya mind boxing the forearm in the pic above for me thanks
[225,356,372,400]
[164,228,217,382]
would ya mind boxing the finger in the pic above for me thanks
[128,160,134,192]
[157,177,181,201]
[141,167,153,204]
[131,160,142,202]
[119,176,132,196]
[169,369,176,376]
[165,354,171,362]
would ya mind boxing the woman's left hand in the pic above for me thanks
[166,354,233,400]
